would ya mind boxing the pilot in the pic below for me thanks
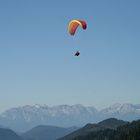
[74,51,80,56]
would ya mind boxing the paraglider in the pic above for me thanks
[68,19,87,56]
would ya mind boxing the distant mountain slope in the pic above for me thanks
[0,125,4,128]
[98,118,127,129]
[22,125,78,140]
[0,128,23,140]
[58,118,127,140]
[0,103,139,132]
[72,120,140,140]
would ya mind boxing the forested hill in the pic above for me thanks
[72,120,140,140]
[59,118,127,140]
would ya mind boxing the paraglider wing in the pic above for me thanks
[68,20,87,35]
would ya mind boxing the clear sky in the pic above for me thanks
[0,0,140,112]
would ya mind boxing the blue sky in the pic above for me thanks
[0,0,140,112]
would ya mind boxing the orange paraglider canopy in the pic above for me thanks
[68,20,87,35]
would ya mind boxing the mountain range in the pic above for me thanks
[0,103,140,132]
[0,125,77,140]
[1,118,139,140]
[0,118,128,140]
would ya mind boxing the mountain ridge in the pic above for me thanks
[71,119,140,140]
[0,128,24,140]
[58,118,128,140]
[22,125,78,140]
